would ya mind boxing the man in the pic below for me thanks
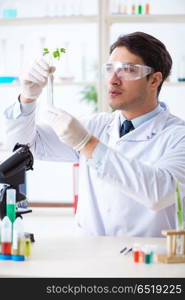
[4,32,185,237]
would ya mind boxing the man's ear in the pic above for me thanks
[150,72,163,90]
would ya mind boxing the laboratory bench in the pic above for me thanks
[0,207,185,278]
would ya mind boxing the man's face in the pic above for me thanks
[107,46,152,112]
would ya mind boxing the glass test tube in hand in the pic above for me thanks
[47,72,54,106]
[44,47,66,105]
[47,54,55,106]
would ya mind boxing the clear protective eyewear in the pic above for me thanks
[103,61,154,81]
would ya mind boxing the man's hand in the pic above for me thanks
[20,57,55,102]
[46,106,92,151]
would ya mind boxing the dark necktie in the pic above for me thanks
[120,120,134,137]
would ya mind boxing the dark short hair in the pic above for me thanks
[110,32,172,95]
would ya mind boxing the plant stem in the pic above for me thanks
[176,182,183,230]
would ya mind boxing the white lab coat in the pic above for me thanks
[3,102,185,237]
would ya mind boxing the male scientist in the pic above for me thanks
[4,32,185,237]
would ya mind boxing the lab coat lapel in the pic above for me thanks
[127,109,170,141]
[107,111,120,147]
[107,108,170,145]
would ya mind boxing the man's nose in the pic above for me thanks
[109,72,121,85]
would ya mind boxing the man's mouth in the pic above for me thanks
[109,90,122,97]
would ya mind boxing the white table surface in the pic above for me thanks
[0,207,185,278]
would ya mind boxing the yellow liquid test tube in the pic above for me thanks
[12,217,25,261]
[24,238,31,258]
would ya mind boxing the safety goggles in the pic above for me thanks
[103,61,154,81]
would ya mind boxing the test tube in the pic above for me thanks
[178,56,185,82]
[47,73,54,106]
[59,42,75,82]
[73,163,79,214]
[133,243,141,263]
[131,4,136,15]
[143,245,152,264]
[154,245,167,263]
[0,39,7,76]
[1,216,12,256]
[149,244,157,263]
[12,217,25,261]
[6,188,16,224]
[46,52,56,106]
[0,219,2,253]
[111,0,119,15]
[118,0,127,14]
[24,233,31,259]
[145,1,150,15]
[137,1,143,14]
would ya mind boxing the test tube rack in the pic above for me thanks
[160,229,185,263]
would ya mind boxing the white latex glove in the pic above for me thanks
[20,57,56,100]
[46,106,91,151]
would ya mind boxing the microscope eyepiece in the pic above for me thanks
[0,143,33,178]
[13,143,34,171]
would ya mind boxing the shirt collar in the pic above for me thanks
[119,103,163,129]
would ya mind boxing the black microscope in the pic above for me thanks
[0,143,34,241]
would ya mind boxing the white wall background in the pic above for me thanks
[26,161,74,203]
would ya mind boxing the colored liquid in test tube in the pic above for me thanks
[24,237,31,258]
[131,4,136,14]
[12,219,25,257]
[133,243,141,263]
[6,188,16,224]
[133,250,140,262]
[1,216,12,255]
[138,2,143,14]
[12,217,25,259]
[145,3,150,14]
[2,242,11,255]
[0,220,2,253]
[144,253,151,264]
[143,245,152,264]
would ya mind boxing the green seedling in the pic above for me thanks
[42,47,66,106]
[43,47,66,60]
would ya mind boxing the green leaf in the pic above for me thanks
[43,48,50,56]
[53,49,60,59]
[42,47,66,59]
[60,48,66,53]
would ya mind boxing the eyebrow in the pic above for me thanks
[107,62,140,66]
